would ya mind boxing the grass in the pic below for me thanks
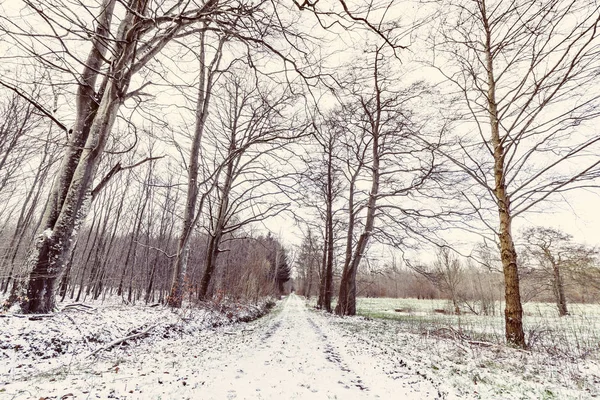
[354,297,600,357]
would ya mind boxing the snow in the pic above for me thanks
[1,295,439,399]
[1,295,598,399]
[345,297,600,399]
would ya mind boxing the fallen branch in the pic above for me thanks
[27,314,55,321]
[4,314,55,320]
[61,303,97,314]
[466,339,495,348]
[62,302,95,310]
[88,324,155,358]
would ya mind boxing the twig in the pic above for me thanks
[91,156,164,198]
[62,302,95,310]
[88,324,155,358]
[133,241,176,258]
[10,314,55,320]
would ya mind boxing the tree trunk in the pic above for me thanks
[482,1,525,347]
[118,185,148,296]
[168,28,221,307]
[58,244,77,302]
[336,164,361,316]
[324,170,334,312]
[199,231,221,300]
[0,133,53,294]
[198,159,233,301]
[21,85,121,313]
[17,0,157,313]
[552,262,569,316]
[336,51,381,317]
[319,139,335,312]
[317,228,328,309]
[304,238,314,299]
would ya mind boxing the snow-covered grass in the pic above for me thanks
[303,298,599,399]
[1,295,442,399]
[325,313,600,399]
[354,298,600,358]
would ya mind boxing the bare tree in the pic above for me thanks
[0,0,320,313]
[430,0,600,346]
[314,128,339,312]
[414,248,464,314]
[521,226,598,316]
[1,0,223,312]
[295,228,321,299]
[167,28,226,307]
[0,90,45,196]
[334,45,437,316]
[198,71,305,300]
[0,128,60,294]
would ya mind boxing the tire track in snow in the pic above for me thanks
[306,313,370,391]
[185,294,441,399]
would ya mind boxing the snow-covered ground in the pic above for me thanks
[0,294,440,399]
[1,294,599,399]
[355,297,600,358]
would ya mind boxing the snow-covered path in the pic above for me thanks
[2,294,441,399]
[187,293,440,399]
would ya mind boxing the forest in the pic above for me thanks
[1,0,600,355]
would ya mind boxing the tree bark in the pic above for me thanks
[317,227,328,309]
[21,84,121,313]
[323,144,335,312]
[336,154,379,316]
[552,261,569,316]
[198,141,234,300]
[17,0,161,313]
[481,0,525,347]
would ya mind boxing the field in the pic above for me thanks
[355,297,600,358]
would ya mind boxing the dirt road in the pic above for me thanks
[3,294,441,399]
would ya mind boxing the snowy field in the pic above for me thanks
[1,295,599,399]
[355,298,600,357]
